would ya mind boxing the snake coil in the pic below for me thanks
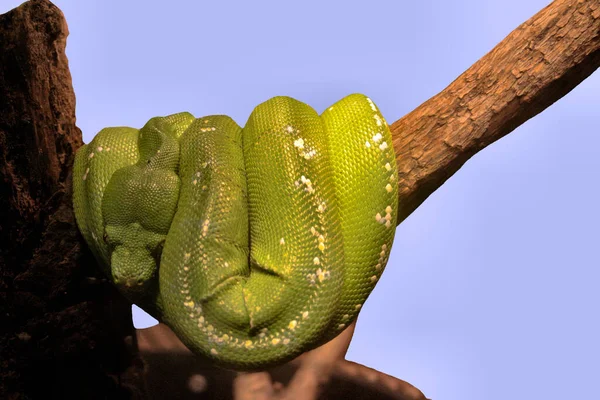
[73,93,398,370]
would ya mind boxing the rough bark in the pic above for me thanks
[0,1,145,399]
[1,0,598,399]
[391,0,600,223]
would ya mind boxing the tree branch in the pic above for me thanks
[391,0,600,223]
[136,323,427,400]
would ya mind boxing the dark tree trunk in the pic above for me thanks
[0,1,144,399]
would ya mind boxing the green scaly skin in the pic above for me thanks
[73,94,398,371]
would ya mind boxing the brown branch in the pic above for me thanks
[391,0,600,223]
[1,0,599,399]
[275,321,358,400]
[233,372,276,400]
[232,318,427,400]
[136,323,427,400]
[334,360,427,400]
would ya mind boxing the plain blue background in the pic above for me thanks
[3,1,598,399]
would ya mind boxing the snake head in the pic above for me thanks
[104,223,165,296]
[110,244,158,291]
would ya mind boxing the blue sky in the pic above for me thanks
[3,1,598,399]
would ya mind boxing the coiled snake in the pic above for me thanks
[73,93,398,370]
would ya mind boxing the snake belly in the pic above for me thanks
[72,93,398,370]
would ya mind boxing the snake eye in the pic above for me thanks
[103,231,108,243]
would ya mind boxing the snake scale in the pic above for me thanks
[73,93,398,370]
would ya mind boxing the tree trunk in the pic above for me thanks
[0,0,597,399]
[0,0,144,398]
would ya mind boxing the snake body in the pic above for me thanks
[73,94,398,370]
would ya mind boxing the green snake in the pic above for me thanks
[73,93,398,370]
